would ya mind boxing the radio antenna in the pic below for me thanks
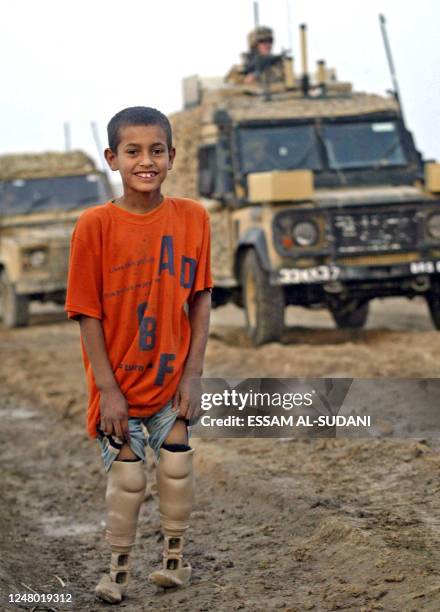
[379,14,405,119]
[253,1,259,27]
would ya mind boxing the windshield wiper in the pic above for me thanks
[317,127,348,186]
[21,196,53,214]
[371,139,403,170]
[64,196,98,212]
[18,195,97,215]
[292,141,318,168]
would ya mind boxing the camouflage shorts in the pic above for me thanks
[97,400,190,472]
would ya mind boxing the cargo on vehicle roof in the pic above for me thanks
[182,82,400,122]
[0,150,97,181]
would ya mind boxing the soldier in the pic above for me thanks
[225,26,286,86]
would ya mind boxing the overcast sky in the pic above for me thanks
[1,0,439,172]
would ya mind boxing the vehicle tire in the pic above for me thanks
[241,249,284,345]
[328,299,369,329]
[426,291,440,329]
[0,271,30,328]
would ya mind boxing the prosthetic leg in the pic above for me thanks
[149,445,194,588]
[95,460,146,604]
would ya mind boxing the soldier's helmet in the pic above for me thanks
[247,26,274,51]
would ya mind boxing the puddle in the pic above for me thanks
[41,515,98,537]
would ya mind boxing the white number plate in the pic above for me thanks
[410,261,440,274]
[279,265,341,284]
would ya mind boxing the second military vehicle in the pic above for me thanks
[0,150,113,327]
[165,23,440,345]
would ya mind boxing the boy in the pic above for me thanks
[65,106,212,604]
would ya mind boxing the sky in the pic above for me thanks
[1,0,439,174]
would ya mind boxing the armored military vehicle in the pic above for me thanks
[0,150,112,327]
[166,25,440,345]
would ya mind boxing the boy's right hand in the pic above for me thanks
[99,385,130,442]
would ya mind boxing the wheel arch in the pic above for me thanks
[234,228,271,282]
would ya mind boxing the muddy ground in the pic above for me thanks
[1,297,440,611]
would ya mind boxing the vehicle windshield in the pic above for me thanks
[237,120,408,175]
[237,125,322,174]
[0,174,108,216]
[322,121,407,170]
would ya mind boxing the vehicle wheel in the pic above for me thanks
[241,249,284,345]
[0,271,30,328]
[426,291,440,329]
[328,299,369,329]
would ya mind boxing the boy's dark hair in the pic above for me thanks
[107,106,173,152]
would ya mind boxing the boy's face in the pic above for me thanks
[104,124,175,196]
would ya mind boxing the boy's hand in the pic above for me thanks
[173,372,202,422]
[99,385,130,442]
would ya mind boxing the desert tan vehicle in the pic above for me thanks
[166,24,440,345]
[0,150,113,327]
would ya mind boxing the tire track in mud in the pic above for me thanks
[195,438,440,611]
[0,391,302,611]
[2,388,440,611]
[1,388,310,611]
[2,300,440,610]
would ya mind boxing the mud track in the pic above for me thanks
[1,298,440,611]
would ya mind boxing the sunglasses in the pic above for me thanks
[258,38,273,44]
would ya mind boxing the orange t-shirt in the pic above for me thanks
[64,197,213,438]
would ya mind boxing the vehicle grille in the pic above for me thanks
[332,209,419,254]
[49,244,70,277]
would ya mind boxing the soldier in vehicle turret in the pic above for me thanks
[225,26,286,85]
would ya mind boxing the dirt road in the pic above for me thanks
[1,298,440,611]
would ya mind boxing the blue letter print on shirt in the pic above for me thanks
[158,236,175,275]
[155,353,175,385]
[180,256,196,289]
[136,303,174,385]
[137,302,156,350]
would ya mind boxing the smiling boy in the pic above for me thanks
[65,107,212,603]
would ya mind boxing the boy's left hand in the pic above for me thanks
[173,371,202,422]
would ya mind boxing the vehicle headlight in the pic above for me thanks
[426,213,440,240]
[23,249,48,268]
[292,221,319,246]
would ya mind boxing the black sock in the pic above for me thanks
[162,443,191,453]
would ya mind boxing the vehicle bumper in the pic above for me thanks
[274,259,440,286]
[15,278,67,295]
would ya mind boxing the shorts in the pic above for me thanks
[97,400,191,472]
